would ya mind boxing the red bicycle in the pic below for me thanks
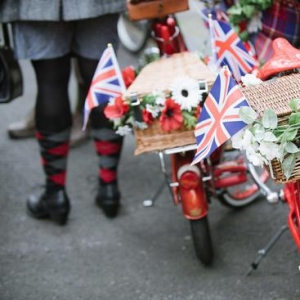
[123,2,273,266]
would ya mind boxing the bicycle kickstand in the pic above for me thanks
[143,180,166,207]
[143,151,173,207]
[244,224,289,277]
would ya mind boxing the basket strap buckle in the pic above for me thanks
[129,92,140,106]
[129,92,143,122]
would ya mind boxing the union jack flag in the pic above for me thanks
[83,44,126,129]
[192,67,249,165]
[211,19,258,82]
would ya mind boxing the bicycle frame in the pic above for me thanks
[156,143,259,221]
[282,181,300,251]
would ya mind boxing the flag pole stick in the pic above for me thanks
[208,13,218,74]
[107,43,126,94]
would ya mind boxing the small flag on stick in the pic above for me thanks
[192,67,249,165]
[83,44,126,129]
[210,18,258,82]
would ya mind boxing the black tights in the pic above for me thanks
[32,54,112,132]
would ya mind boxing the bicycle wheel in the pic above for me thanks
[218,150,269,208]
[117,13,150,53]
[190,217,214,266]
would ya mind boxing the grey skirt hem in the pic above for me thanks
[12,15,119,60]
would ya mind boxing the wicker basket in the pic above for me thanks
[134,120,195,155]
[125,52,216,155]
[242,73,300,183]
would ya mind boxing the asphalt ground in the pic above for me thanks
[1,9,300,300]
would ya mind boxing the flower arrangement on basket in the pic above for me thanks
[232,97,300,181]
[227,0,272,41]
[104,76,204,136]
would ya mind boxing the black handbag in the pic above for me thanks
[0,23,23,104]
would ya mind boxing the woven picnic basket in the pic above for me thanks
[242,73,300,183]
[125,52,216,155]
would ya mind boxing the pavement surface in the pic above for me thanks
[1,9,300,300]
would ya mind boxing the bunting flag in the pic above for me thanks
[191,67,249,165]
[210,18,258,82]
[82,44,126,129]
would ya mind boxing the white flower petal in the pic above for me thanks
[116,125,132,136]
[152,90,166,106]
[258,142,280,160]
[134,121,148,130]
[146,104,161,118]
[241,74,262,87]
[247,12,263,33]
[246,147,266,166]
[170,76,200,111]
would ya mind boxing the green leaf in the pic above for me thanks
[278,143,286,162]
[239,31,249,41]
[227,5,243,15]
[282,154,296,180]
[262,108,277,129]
[289,112,300,125]
[281,128,298,143]
[289,98,300,112]
[261,0,273,9]
[182,111,197,130]
[251,123,265,141]
[285,142,300,154]
[242,5,256,18]
[264,132,278,142]
[239,106,258,124]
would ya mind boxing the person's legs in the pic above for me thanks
[76,55,123,218]
[27,55,72,225]
[69,58,90,147]
[7,59,89,147]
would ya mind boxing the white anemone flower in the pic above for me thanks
[258,142,280,161]
[246,146,266,167]
[152,90,166,106]
[134,121,148,130]
[116,125,132,136]
[231,128,254,150]
[146,104,161,118]
[241,73,262,87]
[247,12,263,33]
[170,76,199,111]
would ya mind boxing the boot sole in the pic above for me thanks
[8,130,35,139]
[27,207,69,226]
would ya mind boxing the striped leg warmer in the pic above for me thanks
[36,128,71,192]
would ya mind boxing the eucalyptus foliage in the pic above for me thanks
[238,98,300,180]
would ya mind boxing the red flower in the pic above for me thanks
[122,66,136,88]
[104,96,129,119]
[159,98,183,132]
[195,105,202,119]
[142,109,154,125]
[238,21,247,33]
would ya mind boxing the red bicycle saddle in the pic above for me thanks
[258,37,300,80]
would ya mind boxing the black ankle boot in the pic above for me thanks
[95,182,120,218]
[27,189,70,225]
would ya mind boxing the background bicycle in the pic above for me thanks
[117,0,211,55]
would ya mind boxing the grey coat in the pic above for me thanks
[0,0,126,22]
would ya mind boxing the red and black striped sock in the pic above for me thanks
[91,128,123,185]
[36,128,71,193]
